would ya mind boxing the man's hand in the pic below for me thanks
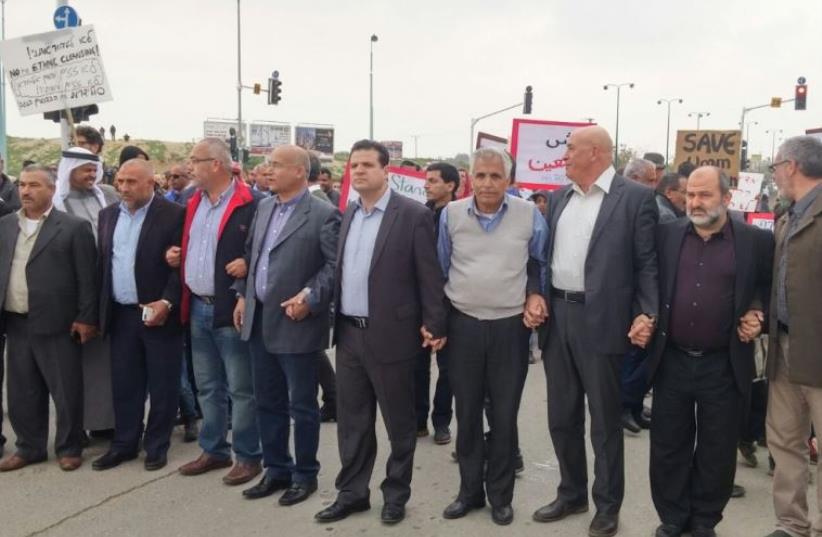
[233,296,245,332]
[420,326,447,352]
[225,258,248,279]
[140,300,170,327]
[738,309,764,343]
[523,293,549,328]
[165,246,181,268]
[628,314,655,348]
[70,322,97,344]
[281,291,310,322]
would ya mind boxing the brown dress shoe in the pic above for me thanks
[222,461,262,486]
[0,454,44,472]
[178,453,233,476]
[58,456,83,471]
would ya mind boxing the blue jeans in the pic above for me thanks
[248,312,320,484]
[179,344,198,420]
[621,346,648,413]
[189,298,261,463]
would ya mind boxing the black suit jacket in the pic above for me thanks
[97,196,185,335]
[333,189,447,363]
[647,217,774,394]
[544,174,659,355]
[0,209,97,335]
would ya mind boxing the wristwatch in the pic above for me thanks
[160,299,174,312]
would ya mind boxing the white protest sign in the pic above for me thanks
[729,171,764,212]
[339,165,427,209]
[509,119,592,189]
[0,26,112,116]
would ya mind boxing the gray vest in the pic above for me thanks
[444,196,533,320]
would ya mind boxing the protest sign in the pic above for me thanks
[674,130,742,180]
[729,171,765,212]
[381,141,403,159]
[747,212,775,232]
[806,127,822,143]
[509,119,591,190]
[476,131,508,151]
[0,26,112,116]
[338,164,427,210]
[249,122,291,155]
[295,126,334,157]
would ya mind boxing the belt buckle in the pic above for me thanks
[354,317,368,329]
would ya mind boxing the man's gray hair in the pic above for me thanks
[470,147,512,179]
[624,158,655,181]
[21,164,57,186]
[778,135,822,178]
[200,137,233,171]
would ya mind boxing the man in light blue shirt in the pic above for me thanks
[112,196,153,305]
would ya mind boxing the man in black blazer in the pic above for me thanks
[646,166,773,537]
[314,140,447,525]
[533,126,659,537]
[92,159,185,472]
[0,165,97,472]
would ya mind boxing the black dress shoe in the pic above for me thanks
[731,484,746,498]
[589,512,619,537]
[320,405,337,423]
[621,409,641,434]
[92,451,138,471]
[243,475,292,499]
[655,523,683,537]
[491,505,514,525]
[314,500,371,523]
[633,410,651,429]
[144,454,167,471]
[279,481,318,506]
[532,498,589,522]
[514,452,525,474]
[691,527,717,537]
[443,498,485,519]
[381,503,405,525]
[183,419,199,443]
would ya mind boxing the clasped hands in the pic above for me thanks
[628,314,655,348]
[737,310,764,343]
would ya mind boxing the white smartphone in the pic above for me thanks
[141,306,155,322]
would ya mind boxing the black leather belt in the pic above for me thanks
[3,311,27,319]
[194,295,216,305]
[340,315,369,329]
[673,344,727,358]
[550,286,585,304]
[114,303,140,310]
[778,321,789,334]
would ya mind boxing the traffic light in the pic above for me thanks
[740,140,748,170]
[523,86,533,115]
[228,127,239,161]
[268,78,282,105]
[43,104,99,123]
[795,84,807,110]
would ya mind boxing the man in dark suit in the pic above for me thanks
[533,126,659,537]
[314,140,447,525]
[647,166,773,537]
[0,165,97,472]
[92,159,185,472]
[232,145,339,505]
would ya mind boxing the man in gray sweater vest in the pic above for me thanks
[438,147,549,526]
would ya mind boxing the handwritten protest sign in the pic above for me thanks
[674,130,742,180]
[339,164,426,210]
[0,26,112,116]
[729,171,765,212]
[747,212,775,232]
[509,119,592,190]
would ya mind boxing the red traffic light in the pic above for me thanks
[795,84,808,110]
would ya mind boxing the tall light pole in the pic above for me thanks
[604,82,634,166]
[765,129,783,162]
[745,121,759,156]
[688,111,710,130]
[657,97,683,166]
[236,0,243,151]
[0,0,7,161]
[369,34,378,140]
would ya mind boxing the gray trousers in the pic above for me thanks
[4,313,84,460]
[543,299,624,515]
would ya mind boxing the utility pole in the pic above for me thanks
[657,98,683,166]
[236,0,243,153]
[604,82,634,166]
[369,34,378,139]
[0,0,7,160]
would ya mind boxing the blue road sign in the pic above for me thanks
[53,5,80,29]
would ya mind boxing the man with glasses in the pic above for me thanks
[164,164,194,206]
[655,173,688,224]
[644,153,667,186]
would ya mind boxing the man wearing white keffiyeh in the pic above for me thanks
[54,147,119,239]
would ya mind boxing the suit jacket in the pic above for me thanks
[766,191,822,387]
[333,189,447,363]
[234,191,340,353]
[0,174,21,217]
[544,174,659,355]
[97,196,185,336]
[647,217,774,393]
[0,209,98,335]
[180,180,261,328]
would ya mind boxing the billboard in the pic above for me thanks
[381,140,403,160]
[204,120,247,146]
[249,123,291,155]
[295,125,334,157]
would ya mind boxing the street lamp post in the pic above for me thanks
[236,0,243,151]
[657,97,683,166]
[0,0,7,161]
[369,34,378,140]
[766,129,783,162]
[688,111,711,131]
[604,82,634,166]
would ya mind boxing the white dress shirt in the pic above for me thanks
[551,166,615,292]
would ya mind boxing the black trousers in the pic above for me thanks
[0,334,5,449]
[4,313,84,459]
[543,299,624,515]
[740,378,767,444]
[334,321,417,507]
[650,346,742,530]
[414,346,453,430]
[448,310,529,508]
[109,304,182,458]
[317,350,337,408]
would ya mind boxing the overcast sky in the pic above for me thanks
[2,0,821,160]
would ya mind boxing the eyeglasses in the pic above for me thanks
[188,157,214,164]
[768,160,789,172]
